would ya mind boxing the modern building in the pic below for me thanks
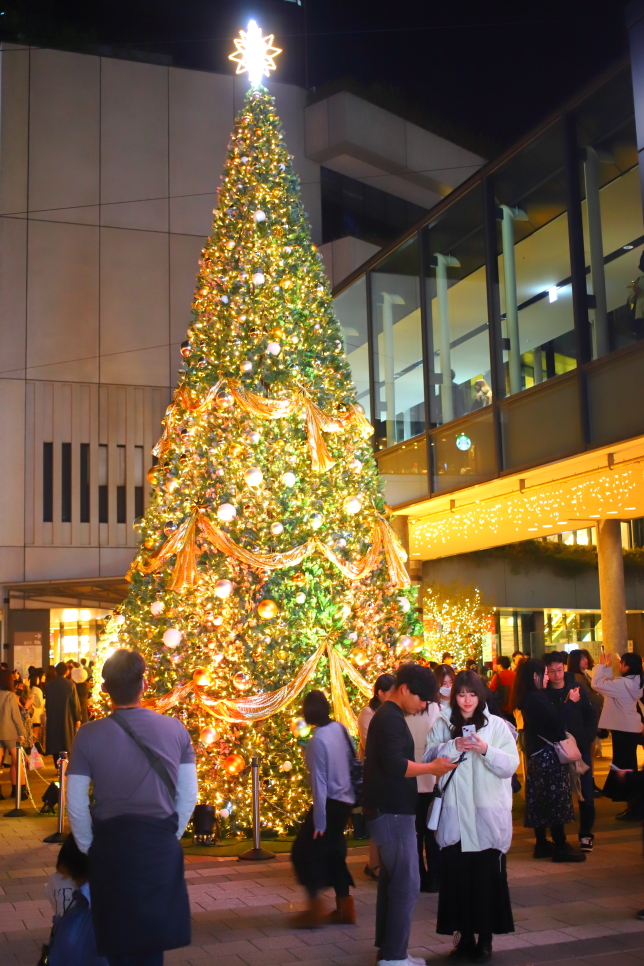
[0,41,483,671]
[331,6,644,660]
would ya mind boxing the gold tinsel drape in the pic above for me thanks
[143,641,373,736]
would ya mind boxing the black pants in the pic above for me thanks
[415,792,440,884]
[291,799,354,898]
[604,730,640,802]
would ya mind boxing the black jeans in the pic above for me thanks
[578,749,595,839]
[108,956,163,966]
[291,799,354,899]
[415,791,440,883]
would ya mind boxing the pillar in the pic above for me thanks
[597,519,628,654]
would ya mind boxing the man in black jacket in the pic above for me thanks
[363,663,456,966]
[544,651,598,852]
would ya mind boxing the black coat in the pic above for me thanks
[545,672,598,754]
[45,677,81,754]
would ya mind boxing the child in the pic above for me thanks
[46,834,90,917]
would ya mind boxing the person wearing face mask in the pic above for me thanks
[514,658,585,863]
[436,665,456,710]
[592,651,644,819]
[423,670,519,962]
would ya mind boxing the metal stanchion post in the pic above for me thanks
[238,757,275,861]
[4,741,27,817]
[43,752,68,843]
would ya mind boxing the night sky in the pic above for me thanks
[2,0,632,153]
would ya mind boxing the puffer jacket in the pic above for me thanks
[423,707,519,853]
[592,665,643,733]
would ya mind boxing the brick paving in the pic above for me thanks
[0,752,643,966]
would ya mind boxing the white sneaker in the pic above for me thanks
[406,958,427,966]
[377,960,409,966]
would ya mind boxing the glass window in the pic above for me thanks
[423,187,491,425]
[376,434,428,505]
[371,237,424,449]
[334,276,371,420]
[576,67,644,357]
[493,122,576,395]
[429,408,496,494]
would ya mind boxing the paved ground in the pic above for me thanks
[0,748,644,966]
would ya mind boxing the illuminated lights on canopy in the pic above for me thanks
[229,20,282,87]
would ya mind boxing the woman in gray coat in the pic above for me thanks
[0,669,24,797]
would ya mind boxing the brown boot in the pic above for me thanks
[291,895,327,929]
[326,895,356,925]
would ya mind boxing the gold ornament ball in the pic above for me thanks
[144,537,157,550]
[277,649,288,661]
[233,672,252,691]
[411,635,424,652]
[193,667,210,686]
[146,467,158,484]
[199,726,219,745]
[257,599,278,620]
[223,753,246,775]
[215,391,234,409]
[280,760,293,773]
[349,647,367,666]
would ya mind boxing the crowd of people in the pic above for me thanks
[290,645,644,965]
[1,644,642,966]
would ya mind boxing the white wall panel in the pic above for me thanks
[0,215,27,377]
[170,233,204,345]
[100,58,168,205]
[169,68,232,198]
[0,379,25,546]
[26,220,99,382]
[0,45,29,215]
[28,49,100,212]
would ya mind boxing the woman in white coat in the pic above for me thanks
[424,670,519,962]
[592,651,644,813]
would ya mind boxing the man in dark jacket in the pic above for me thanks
[44,662,81,763]
[544,651,598,852]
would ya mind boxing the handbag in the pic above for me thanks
[426,752,465,831]
[538,731,582,764]
[340,725,363,808]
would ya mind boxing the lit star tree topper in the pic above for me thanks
[229,20,282,87]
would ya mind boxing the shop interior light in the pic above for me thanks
[548,286,559,303]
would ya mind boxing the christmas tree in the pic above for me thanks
[423,583,491,667]
[100,23,422,834]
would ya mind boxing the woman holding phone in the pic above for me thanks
[423,670,518,961]
[592,651,644,816]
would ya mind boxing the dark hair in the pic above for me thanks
[45,666,57,684]
[0,670,15,692]
[543,650,568,667]
[567,649,593,675]
[369,673,395,711]
[441,652,453,662]
[620,652,644,685]
[512,658,546,710]
[395,663,438,703]
[496,655,511,670]
[512,651,523,658]
[435,664,456,688]
[55,662,68,677]
[28,673,40,689]
[465,660,478,671]
[302,689,331,726]
[449,670,489,736]
[56,834,89,886]
[102,649,146,705]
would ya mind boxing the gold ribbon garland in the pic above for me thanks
[134,507,409,589]
[153,378,373,473]
[143,642,373,736]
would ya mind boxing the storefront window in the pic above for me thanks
[576,67,644,358]
[370,237,424,449]
[493,122,576,395]
[423,187,491,425]
[334,276,371,419]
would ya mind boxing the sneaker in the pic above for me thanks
[377,960,411,966]
[553,843,586,863]
[406,957,427,965]
[364,864,379,880]
[579,836,594,852]
[533,840,555,858]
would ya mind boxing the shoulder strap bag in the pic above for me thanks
[340,724,363,807]
[538,731,582,764]
[110,711,177,799]
[426,751,465,831]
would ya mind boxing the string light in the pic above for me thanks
[423,586,492,667]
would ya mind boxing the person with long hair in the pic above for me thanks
[291,689,356,928]
[423,670,518,961]
[514,658,585,862]
[406,685,441,893]
[592,651,644,818]
[567,649,603,720]
[357,673,395,878]
[0,669,24,799]
[436,664,456,710]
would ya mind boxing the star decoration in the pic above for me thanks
[229,20,282,87]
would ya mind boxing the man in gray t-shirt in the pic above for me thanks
[67,649,198,966]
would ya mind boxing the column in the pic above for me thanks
[381,293,404,448]
[597,519,628,654]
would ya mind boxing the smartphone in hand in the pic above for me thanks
[462,724,476,742]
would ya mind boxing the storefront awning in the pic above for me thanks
[4,576,128,609]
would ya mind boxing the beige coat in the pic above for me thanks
[0,691,25,741]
